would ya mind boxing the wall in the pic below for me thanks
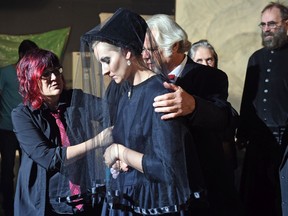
[0,0,175,87]
[176,0,276,111]
[2,0,276,111]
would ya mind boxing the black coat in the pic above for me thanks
[176,57,242,216]
[237,43,288,216]
[12,89,107,216]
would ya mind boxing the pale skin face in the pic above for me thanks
[192,47,216,68]
[93,42,131,84]
[40,70,64,107]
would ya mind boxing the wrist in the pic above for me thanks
[117,144,125,161]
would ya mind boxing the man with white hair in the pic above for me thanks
[144,14,243,216]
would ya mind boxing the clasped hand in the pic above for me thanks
[104,144,129,178]
[103,144,123,167]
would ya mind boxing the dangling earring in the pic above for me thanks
[127,60,131,66]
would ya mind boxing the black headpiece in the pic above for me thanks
[81,8,148,56]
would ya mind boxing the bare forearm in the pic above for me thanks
[118,145,143,173]
[66,139,93,164]
[66,126,113,165]
[104,144,144,173]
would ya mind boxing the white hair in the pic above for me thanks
[146,14,191,57]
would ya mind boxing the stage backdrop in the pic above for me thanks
[0,27,70,68]
[176,0,272,112]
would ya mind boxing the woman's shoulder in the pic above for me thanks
[146,75,171,94]
[12,103,27,113]
[11,103,35,125]
[12,103,38,117]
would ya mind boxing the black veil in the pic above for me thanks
[61,7,193,214]
[54,21,111,212]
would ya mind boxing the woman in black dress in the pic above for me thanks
[80,8,204,215]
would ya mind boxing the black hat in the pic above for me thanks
[81,8,148,55]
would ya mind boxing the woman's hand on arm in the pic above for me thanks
[95,126,114,148]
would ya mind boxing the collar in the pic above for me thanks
[168,55,187,81]
[30,90,68,113]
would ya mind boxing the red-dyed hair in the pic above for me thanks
[17,48,65,109]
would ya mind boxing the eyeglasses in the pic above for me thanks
[258,20,285,30]
[41,67,63,80]
[142,47,158,53]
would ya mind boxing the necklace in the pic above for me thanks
[128,71,153,99]
[128,86,133,99]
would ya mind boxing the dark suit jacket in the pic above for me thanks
[176,57,242,216]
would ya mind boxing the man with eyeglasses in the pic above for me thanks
[236,2,288,216]
[143,14,244,216]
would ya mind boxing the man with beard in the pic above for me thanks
[236,2,288,216]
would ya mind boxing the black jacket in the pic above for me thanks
[12,89,107,216]
[176,57,242,216]
[237,43,288,216]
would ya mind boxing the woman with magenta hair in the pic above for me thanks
[12,48,113,216]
